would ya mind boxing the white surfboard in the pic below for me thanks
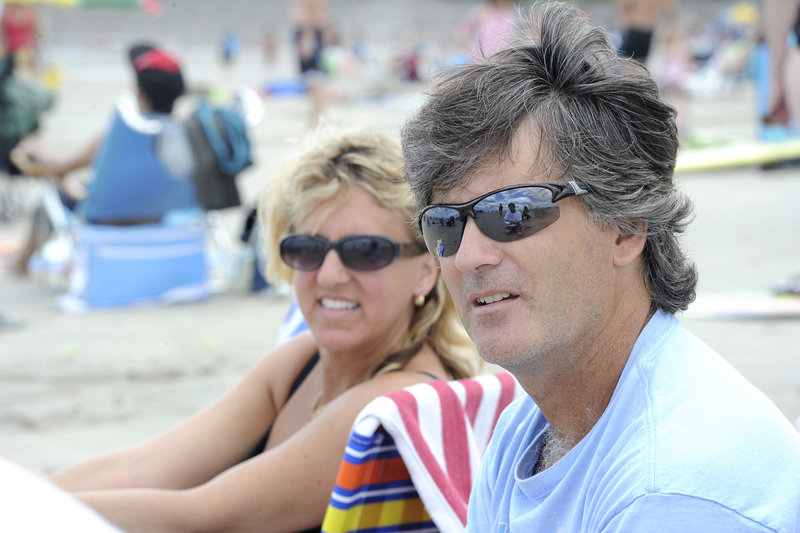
[683,291,800,319]
[676,138,800,173]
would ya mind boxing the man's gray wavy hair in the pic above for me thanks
[401,1,696,314]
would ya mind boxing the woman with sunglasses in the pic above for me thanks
[47,126,480,532]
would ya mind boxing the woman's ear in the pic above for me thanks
[613,220,647,268]
[415,252,440,297]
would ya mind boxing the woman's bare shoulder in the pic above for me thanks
[329,345,446,412]
[249,331,319,405]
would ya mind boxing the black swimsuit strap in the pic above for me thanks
[247,354,438,460]
[246,351,320,460]
[414,370,441,381]
[291,350,320,395]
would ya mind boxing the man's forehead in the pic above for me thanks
[433,169,537,205]
[431,121,555,204]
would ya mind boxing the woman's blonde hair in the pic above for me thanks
[261,126,480,379]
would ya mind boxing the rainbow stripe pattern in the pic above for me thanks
[322,372,524,532]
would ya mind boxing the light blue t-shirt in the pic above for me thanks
[467,311,800,532]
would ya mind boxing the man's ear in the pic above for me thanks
[613,220,647,268]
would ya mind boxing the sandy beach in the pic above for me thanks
[1,0,799,476]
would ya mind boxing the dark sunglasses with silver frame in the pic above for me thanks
[418,181,590,258]
[280,234,427,271]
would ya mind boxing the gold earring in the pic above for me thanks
[414,294,426,307]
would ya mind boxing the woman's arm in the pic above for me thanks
[71,368,439,533]
[51,334,317,493]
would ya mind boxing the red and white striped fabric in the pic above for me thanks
[351,371,524,531]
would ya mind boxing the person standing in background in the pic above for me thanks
[461,0,518,61]
[615,0,678,63]
[764,0,800,296]
[1,3,38,75]
[291,0,328,128]
[221,28,242,68]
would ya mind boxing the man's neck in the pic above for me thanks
[529,301,655,463]
[533,426,576,474]
[136,91,153,114]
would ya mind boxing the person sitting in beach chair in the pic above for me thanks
[11,43,197,276]
[0,51,54,177]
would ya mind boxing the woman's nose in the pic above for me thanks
[315,248,351,286]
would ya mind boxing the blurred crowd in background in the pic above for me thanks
[0,1,767,116]
[0,0,783,296]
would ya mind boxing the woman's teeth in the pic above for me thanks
[321,298,358,310]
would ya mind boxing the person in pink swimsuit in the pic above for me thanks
[462,0,518,61]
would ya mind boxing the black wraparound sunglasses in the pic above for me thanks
[418,181,590,257]
[280,234,427,271]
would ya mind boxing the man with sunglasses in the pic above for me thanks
[402,3,800,532]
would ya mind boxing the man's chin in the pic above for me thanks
[473,334,519,366]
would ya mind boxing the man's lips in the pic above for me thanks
[473,292,518,306]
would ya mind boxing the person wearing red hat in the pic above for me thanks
[127,44,185,114]
[11,43,197,276]
[13,43,187,186]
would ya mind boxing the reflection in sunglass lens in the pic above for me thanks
[340,236,395,270]
[280,235,328,270]
[419,207,465,259]
[473,188,559,243]
[420,185,563,257]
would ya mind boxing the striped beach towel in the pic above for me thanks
[322,371,524,532]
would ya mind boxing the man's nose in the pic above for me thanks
[452,217,503,272]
